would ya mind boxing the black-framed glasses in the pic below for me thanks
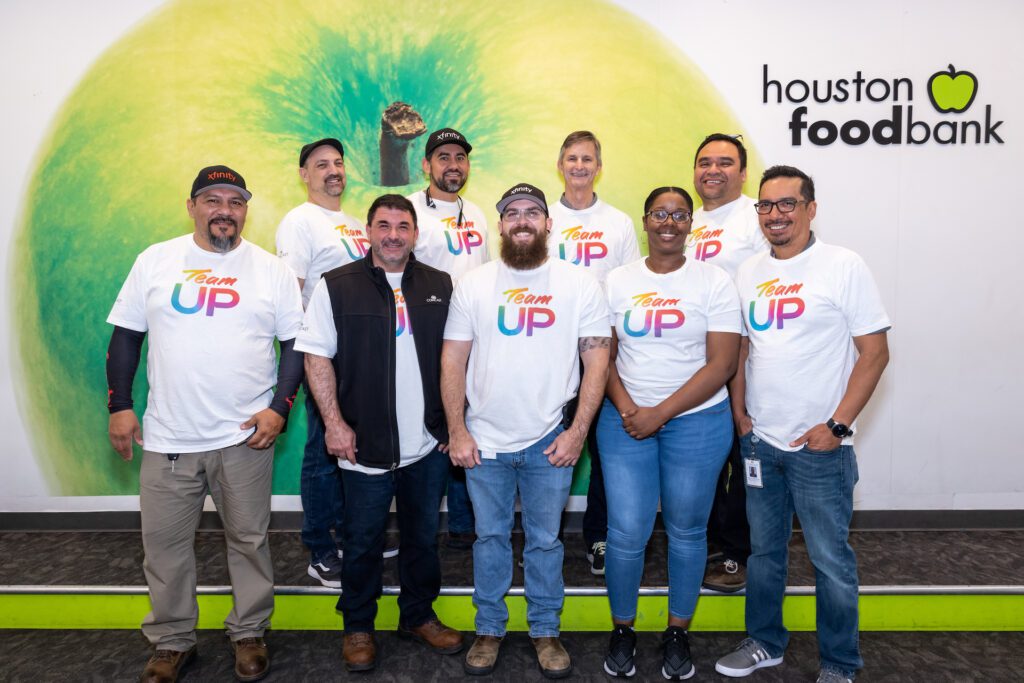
[645,209,692,223]
[753,199,809,215]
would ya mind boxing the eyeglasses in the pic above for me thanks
[645,209,692,223]
[754,199,809,215]
[502,207,546,222]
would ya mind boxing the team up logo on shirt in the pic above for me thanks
[498,287,555,336]
[441,217,484,256]
[686,225,723,261]
[170,269,240,316]
[557,226,607,267]
[334,224,370,260]
[748,277,805,330]
[394,288,411,337]
[623,291,685,337]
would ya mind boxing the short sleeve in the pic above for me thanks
[705,268,743,334]
[106,254,149,332]
[839,254,891,337]
[578,273,612,338]
[620,217,642,266]
[275,212,313,280]
[294,279,338,357]
[443,277,476,341]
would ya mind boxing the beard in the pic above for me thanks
[207,218,239,253]
[432,169,466,194]
[500,226,549,270]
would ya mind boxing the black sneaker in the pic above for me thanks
[587,541,607,576]
[661,626,695,680]
[603,625,636,677]
[307,555,342,589]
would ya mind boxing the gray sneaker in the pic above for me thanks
[715,638,783,677]
[817,669,853,683]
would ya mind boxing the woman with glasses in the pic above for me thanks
[597,186,742,679]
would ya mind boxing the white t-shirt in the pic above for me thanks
[690,195,769,280]
[295,274,437,474]
[607,257,741,417]
[407,189,489,283]
[107,235,304,453]
[275,201,366,307]
[444,259,610,453]
[548,198,641,286]
[736,240,891,451]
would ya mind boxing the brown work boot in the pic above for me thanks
[464,635,503,675]
[231,637,269,682]
[532,636,572,679]
[140,646,196,683]
[398,617,464,654]
[342,632,377,672]
[703,557,747,593]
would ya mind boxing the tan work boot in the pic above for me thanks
[532,636,572,679]
[140,646,196,683]
[398,617,464,654]
[464,635,503,675]
[342,632,377,672]
[231,637,269,682]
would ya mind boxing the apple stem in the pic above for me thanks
[380,101,427,186]
[948,64,956,74]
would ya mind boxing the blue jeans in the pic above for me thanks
[338,448,449,632]
[465,426,572,637]
[300,392,345,563]
[597,398,732,621]
[742,432,862,678]
[446,465,475,534]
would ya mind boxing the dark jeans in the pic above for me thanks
[446,464,475,534]
[582,401,607,548]
[338,448,448,632]
[706,433,751,564]
[300,391,344,563]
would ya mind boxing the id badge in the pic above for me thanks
[744,458,763,488]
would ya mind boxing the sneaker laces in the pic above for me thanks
[592,541,607,555]
[736,637,771,662]
[152,649,183,662]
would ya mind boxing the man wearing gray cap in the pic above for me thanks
[107,165,305,682]
[275,138,385,589]
[441,183,610,678]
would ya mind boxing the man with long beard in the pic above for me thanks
[441,183,610,678]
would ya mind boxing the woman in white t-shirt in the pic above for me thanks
[596,187,742,679]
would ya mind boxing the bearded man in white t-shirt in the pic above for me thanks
[715,166,890,683]
[407,127,490,552]
[106,166,305,683]
[548,130,641,577]
[275,138,373,589]
[441,183,611,679]
[692,133,769,594]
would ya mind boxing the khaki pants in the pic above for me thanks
[139,442,274,650]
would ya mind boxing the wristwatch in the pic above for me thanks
[826,418,853,438]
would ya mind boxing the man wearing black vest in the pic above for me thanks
[297,194,462,672]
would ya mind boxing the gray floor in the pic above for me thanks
[1,529,1022,587]
[0,628,1019,681]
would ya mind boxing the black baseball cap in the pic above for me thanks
[190,165,251,201]
[496,183,548,215]
[299,138,345,166]
[425,128,472,158]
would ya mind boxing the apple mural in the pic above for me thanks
[928,64,978,113]
[13,0,758,495]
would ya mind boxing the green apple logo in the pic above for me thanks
[12,0,757,495]
[927,64,978,113]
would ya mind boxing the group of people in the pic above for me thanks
[106,128,890,683]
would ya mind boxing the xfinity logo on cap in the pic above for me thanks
[208,170,238,181]
[762,63,1004,147]
[436,132,460,140]
[511,186,533,194]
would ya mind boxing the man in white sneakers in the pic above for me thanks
[107,165,305,683]
[715,166,890,683]
[407,127,490,550]
[548,130,641,576]
[275,138,379,589]
[442,183,610,679]
[691,133,769,594]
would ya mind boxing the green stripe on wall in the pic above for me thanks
[2,594,1022,631]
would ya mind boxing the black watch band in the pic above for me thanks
[827,418,853,438]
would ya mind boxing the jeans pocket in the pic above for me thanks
[803,444,841,456]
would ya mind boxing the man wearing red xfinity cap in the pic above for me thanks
[441,183,610,679]
[107,165,305,683]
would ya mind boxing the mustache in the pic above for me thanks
[325,174,344,183]
[208,216,237,228]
